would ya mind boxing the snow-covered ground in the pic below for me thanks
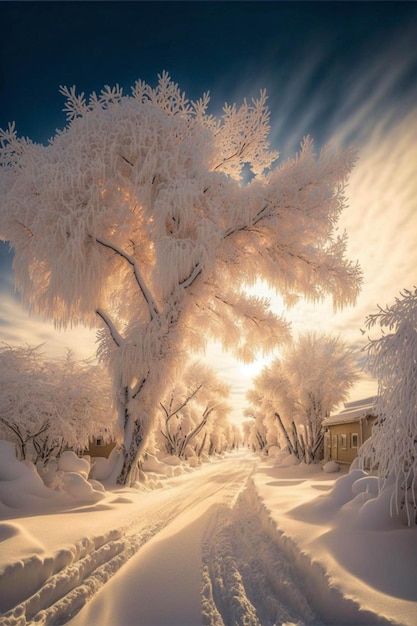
[0,446,416,626]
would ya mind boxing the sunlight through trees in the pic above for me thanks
[0,74,361,484]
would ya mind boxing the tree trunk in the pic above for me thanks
[179,415,208,458]
[275,412,298,458]
[115,385,148,485]
[255,430,266,451]
[291,420,300,459]
[197,432,207,458]
[117,417,145,485]
[311,431,325,462]
[298,431,307,463]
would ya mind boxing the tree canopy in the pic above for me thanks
[0,74,362,484]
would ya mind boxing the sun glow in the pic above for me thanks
[237,354,273,380]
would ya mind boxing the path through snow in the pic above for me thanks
[1,452,323,626]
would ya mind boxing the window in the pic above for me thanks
[339,434,347,450]
[332,435,337,448]
[95,437,104,447]
[351,433,359,449]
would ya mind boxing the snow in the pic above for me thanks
[1,446,416,626]
[252,461,417,626]
[323,396,376,426]
[322,460,341,473]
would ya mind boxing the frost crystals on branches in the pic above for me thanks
[0,74,361,485]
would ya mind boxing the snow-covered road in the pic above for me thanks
[1,452,324,626]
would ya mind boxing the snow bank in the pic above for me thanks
[1,448,416,626]
[0,442,105,513]
[0,441,63,513]
[53,472,105,503]
[0,451,255,624]
[159,454,183,467]
[89,447,121,483]
[58,451,90,479]
[271,448,300,466]
[252,460,417,626]
[322,460,340,473]
[142,454,176,476]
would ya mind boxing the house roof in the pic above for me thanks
[323,396,377,426]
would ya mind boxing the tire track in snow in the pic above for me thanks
[202,484,325,626]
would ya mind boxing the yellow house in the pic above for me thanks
[323,397,377,466]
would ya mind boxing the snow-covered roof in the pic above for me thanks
[343,396,376,410]
[323,396,377,426]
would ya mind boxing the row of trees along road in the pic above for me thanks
[0,74,362,485]
[245,332,360,462]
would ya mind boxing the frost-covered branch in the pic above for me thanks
[223,203,270,239]
[95,237,159,320]
[161,383,203,423]
[131,374,148,400]
[158,361,231,458]
[179,262,203,289]
[96,308,124,347]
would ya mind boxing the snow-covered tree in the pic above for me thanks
[216,421,242,454]
[197,401,233,458]
[247,332,360,462]
[360,287,417,525]
[0,74,361,484]
[0,344,115,466]
[159,359,231,459]
[242,405,277,453]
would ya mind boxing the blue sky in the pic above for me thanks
[1,1,417,417]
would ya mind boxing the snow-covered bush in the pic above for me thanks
[58,451,90,479]
[0,440,104,511]
[323,460,340,474]
[0,440,53,512]
[360,287,417,525]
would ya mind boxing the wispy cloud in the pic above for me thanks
[266,19,417,157]
[0,293,97,359]
[260,106,417,354]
